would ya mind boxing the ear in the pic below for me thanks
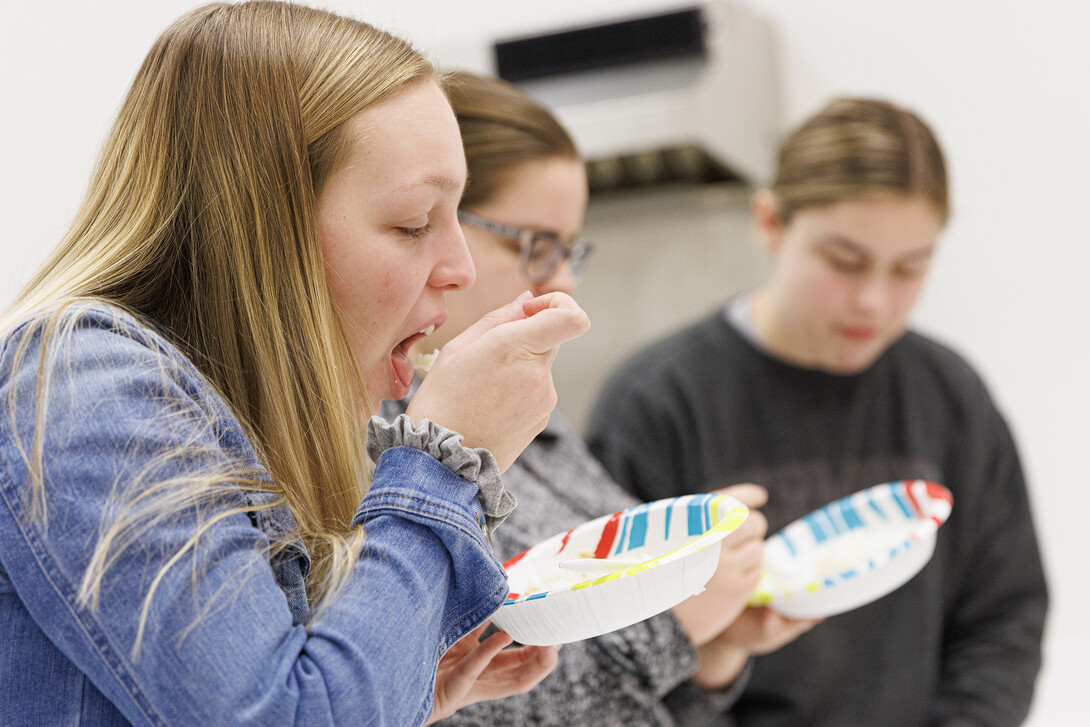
[752,189,784,253]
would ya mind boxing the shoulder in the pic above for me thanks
[893,331,995,404]
[885,331,1011,439]
[1,302,223,415]
[0,302,254,467]
[2,302,178,378]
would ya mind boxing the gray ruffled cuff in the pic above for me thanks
[366,414,516,538]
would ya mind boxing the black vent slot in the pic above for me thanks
[495,7,706,82]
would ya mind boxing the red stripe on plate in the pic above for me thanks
[594,511,623,559]
[555,527,577,556]
[503,550,529,569]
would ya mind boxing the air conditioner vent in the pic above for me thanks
[491,1,780,189]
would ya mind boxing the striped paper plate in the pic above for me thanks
[749,479,953,618]
[491,493,749,645]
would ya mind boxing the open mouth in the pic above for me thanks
[388,324,436,400]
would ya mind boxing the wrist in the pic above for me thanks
[691,640,750,690]
[367,414,515,537]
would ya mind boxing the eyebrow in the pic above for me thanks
[401,174,463,195]
[818,234,935,263]
[896,247,935,264]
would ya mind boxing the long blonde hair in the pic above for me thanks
[2,1,434,622]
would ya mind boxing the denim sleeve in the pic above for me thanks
[0,315,506,726]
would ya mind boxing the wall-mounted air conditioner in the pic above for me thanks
[492,1,780,192]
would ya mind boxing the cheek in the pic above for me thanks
[890,280,926,319]
[794,265,848,315]
[321,233,406,337]
[470,245,526,306]
[369,255,433,325]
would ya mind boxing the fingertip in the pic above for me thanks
[748,484,770,506]
[730,483,770,508]
[541,643,562,667]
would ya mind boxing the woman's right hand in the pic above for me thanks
[427,622,560,724]
[670,484,769,647]
[407,291,590,472]
[671,484,820,689]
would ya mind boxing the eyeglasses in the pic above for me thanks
[458,210,593,284]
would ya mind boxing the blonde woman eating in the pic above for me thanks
[0,3,589,725]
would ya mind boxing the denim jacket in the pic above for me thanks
[0,304,508,726]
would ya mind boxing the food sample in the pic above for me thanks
[414,348,439,373]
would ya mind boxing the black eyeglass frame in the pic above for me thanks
[458,210,593,284]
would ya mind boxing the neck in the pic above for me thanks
[750,284,804,365]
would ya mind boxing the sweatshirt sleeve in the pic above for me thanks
[927,402,1048,727]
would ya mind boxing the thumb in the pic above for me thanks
[715,483,769,509]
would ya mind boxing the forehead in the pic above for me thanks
[339,80,466,189]
[795,196,943,258]
[476,157,588,236]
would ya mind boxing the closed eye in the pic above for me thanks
[822,252,868,275]
[397,224,434,240]
[892,263,929,280]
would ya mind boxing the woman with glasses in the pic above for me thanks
[390,70,815,727]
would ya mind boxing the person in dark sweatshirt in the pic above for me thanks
[587,97,1048,727]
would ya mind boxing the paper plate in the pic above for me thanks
[749,479,953,619]
[491,494,749,645]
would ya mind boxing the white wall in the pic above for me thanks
[3,2,1086,723]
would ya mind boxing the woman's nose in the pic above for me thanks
[431,223,476,291]
[853,274,891,314]
[533,259,577,296]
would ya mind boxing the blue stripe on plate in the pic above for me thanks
[688,497,706,537]
[627,505,649,550]
[840,500,865,530]
[663,498,678,540]
[805,513,828,543]
[614,510,631,555]
[780,531,798,557]
[890,482,914,518]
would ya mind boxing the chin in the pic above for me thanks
[837,347,886,374]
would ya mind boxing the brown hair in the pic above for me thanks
[444,70,579,208]
[3,0,435,623]
[770,98,948,224]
